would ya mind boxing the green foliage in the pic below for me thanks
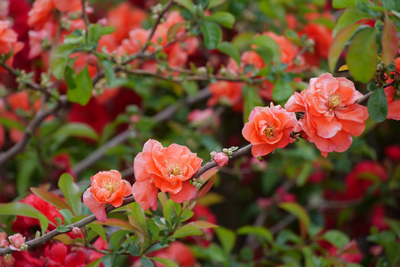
[201,22,222,49]
[368,87,389,122]
[58,173,82,216]
[67,66,93,105]
[50,44,75,80]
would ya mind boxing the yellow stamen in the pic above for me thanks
[103,181,118,196]
[264,126,275,138]
[329,95,341,110]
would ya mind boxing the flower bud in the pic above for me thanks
[8,234,25,251]
[87,54,98,67]
[20,243,28,251]
[222,148,228,154]
[197,67,207,74]
[3,254,15,267]
[72,227,81,236]
[214,152,229,167]
[176,31,186,42]
[210,151,217,160]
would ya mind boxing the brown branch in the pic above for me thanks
[0,96,69,167]
[0,196,136,256]
[80,0,89,29]
[72,87,212,175]
[140,0,173,53]
[0,143,256,255]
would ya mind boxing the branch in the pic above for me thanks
[0,96,69,167]
[0,196,136,256]
[140,0,174,53]
[72,87,212,175]
[0,143,255,255]
[356,79,395,105]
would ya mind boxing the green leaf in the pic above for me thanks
[174,0,194,10]
[201,22,222,50]
[297,162,313,186]
[54,122,98,142]
[302,246,316,267]
[205,12,235,28]
[167,22,186,42]
[254,46,273,66]
[0,116,25,131]
[217,42,241,66]
[95,26,115,41]
[58,173,82,215]
[57,225,70,233]
[147,219,160,241]
[382,17,399,67]
[328,23,360,72]
[88,223,108,245]
[243,86,263,123]
[163,199,175,226]
[17,158,36,195]
[151,257,179,267]
[146,243,169,254]
[102,253,115,267]
[50,44,75,79]
[333,0,368,9]
[231,32,256,50]
[101,60,116,86]
[215,227,236,254]
[59,209,73,225]
[367,87,388,122]
[129,244,140,256]
[31,187,73,213]
[273,79,293,102]
[130,202,147,231]
[172,225,202,238]
[0,202,49,234]
[279,202,310,232]
[188,220,219,229]
[346,27,377,83]
[110,230,131,250]
[94,218,136,231]
[252,35,281,66]
[67,66,93,105]
[323,230,350,249]
[183,81,199,96]
[140,258,154,267]
[207,0,226,9]
[85,258,102,267]
[65,66,77,90]
[333,7,372,37]
[237,226,273,242]
[63,34,84,45]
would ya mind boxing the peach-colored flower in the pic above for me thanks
[117,28,149,56]
[0,232,9,248]
[132,139,203,210]
[242,104,298,157]
[214,152,229,167]
[0,20,17,54]
[385,86,400,120]
[8,233,25,251]
[27,0,55,30]
[83,170,131,222]
[1,254,15,267]
[263,31,298,67]
[285,73,369,157]
[53,0,81,13]
[187,108,219,127]
[207,81,243,112]
[107,2,147,44]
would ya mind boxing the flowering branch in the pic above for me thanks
[0,142,255,256]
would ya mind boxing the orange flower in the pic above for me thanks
[107,2,147,43]
[0,21,17,54]
[384,84,400,120]
[207,81,243,112]
[242,104,297,157]
[83,170,131,222]
[263,31,298,67]
[285,73,369,157]
[53,0,81,13]
[132,139,203,210]
[27,0,55,30]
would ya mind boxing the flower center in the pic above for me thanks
[103,181,118,196]
[167,164,182,177]
[264,126,275,138]
[329,94,341,110]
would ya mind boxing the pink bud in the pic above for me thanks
[130,114,140,123]
[97,18,108,26]
[72,227,80,236]
[8,234,25,251]
[87,54,98,67]
[2,255,15,267]
[0,232,9,248]
[257,198,272,209]
[214,152,229,167]
[176,31,186,42]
